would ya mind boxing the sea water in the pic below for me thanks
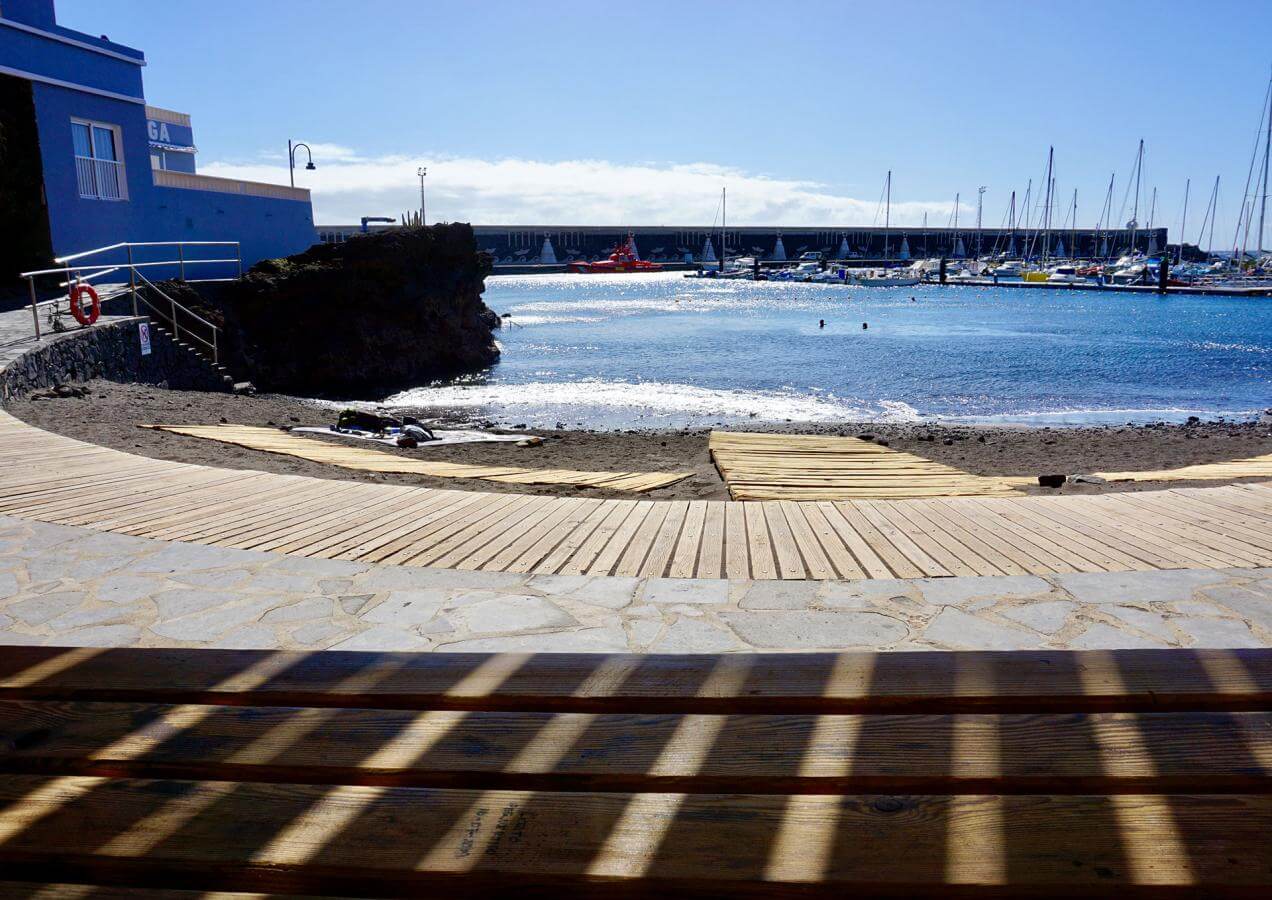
[384,272,1272,430]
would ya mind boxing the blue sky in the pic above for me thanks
[59,0,1272,242]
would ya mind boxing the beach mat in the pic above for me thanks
[142,424,691,493]
[708,430,1023,500]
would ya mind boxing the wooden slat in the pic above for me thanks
[2,700,1270,794]
[4,647,1272,714]
[0,774,1269,895]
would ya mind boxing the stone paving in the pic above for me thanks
[0,514,1269,653]
[0,300,133,371]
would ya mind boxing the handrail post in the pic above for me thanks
[27,277,41,341]
[126,244,138,316]
[236,243,242,279]
[212,328,219,365]
[178,243,185,281]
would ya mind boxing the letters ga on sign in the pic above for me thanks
[139,321,152,356]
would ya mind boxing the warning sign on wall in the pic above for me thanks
[139,322,152,356]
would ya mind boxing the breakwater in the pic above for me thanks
[471,225,1170,265]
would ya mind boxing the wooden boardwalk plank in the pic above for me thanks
[0,412,1270,581]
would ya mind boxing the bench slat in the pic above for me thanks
[1,701,1269,795]
[1,647,1271,714]
[0,884,330,898]
[0,775,1270,896]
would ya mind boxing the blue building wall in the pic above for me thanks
[3,0,315,276]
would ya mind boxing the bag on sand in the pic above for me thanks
[403,424,437,443]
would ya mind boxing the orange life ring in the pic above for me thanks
[69,283,100,326]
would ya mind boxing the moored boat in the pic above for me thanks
[568,234,664,273]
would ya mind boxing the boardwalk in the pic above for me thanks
[1,411,1270,580]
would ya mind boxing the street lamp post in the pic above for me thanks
[976,186,987,262]
[417,167,427,226]
[288,140,316,188]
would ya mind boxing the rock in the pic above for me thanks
[857,433,875,441]
[396,436,418,448]
[152,225,499,396]
[943,438,954,446]
[874,438,889,446]
[1038,474,1067,488]
[1186,415,1201,426]
[232,381,256,395]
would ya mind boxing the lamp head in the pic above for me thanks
[305,161,316,171]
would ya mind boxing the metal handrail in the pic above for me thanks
[132,269,220,362]
[22,259,243,279]
[18,239,239,352]
[52,240,240,265]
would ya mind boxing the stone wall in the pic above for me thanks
[0,317,229,400]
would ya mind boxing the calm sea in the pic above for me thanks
[382,272,1272,430]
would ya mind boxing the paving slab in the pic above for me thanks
[0,513,1270,653]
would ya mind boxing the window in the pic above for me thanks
[72,119,126,200]
[150,151,163,170]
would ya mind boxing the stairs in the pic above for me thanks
[147,322,235,386]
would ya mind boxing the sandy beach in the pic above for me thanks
[6,380,1270,501]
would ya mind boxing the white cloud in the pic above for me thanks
[201,152,972,226]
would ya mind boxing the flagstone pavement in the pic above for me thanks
[1,514,1268,653]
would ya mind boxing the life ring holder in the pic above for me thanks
[69,282,100,327]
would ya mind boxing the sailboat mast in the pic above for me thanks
[1131,139,1143,252]
[719,187,726,273]
[1259,67,1271,253]
[1071,189,1077,260]
[1042,147,1053,264]
[1179,178,1190,264]
[1101,173,1115,258]
[1207,175,1219,256]
[884,170,891,261]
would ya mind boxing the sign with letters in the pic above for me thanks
[139,322,152,356]
[146,120,172,143]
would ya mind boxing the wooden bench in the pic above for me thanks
[0,645,1269,897]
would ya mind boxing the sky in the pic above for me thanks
[58,0,1272,245]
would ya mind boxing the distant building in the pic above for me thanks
[1,0,315,278]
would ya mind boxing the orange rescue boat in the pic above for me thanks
[567,234,663,273]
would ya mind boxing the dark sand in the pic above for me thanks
[6,380,1271,501]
